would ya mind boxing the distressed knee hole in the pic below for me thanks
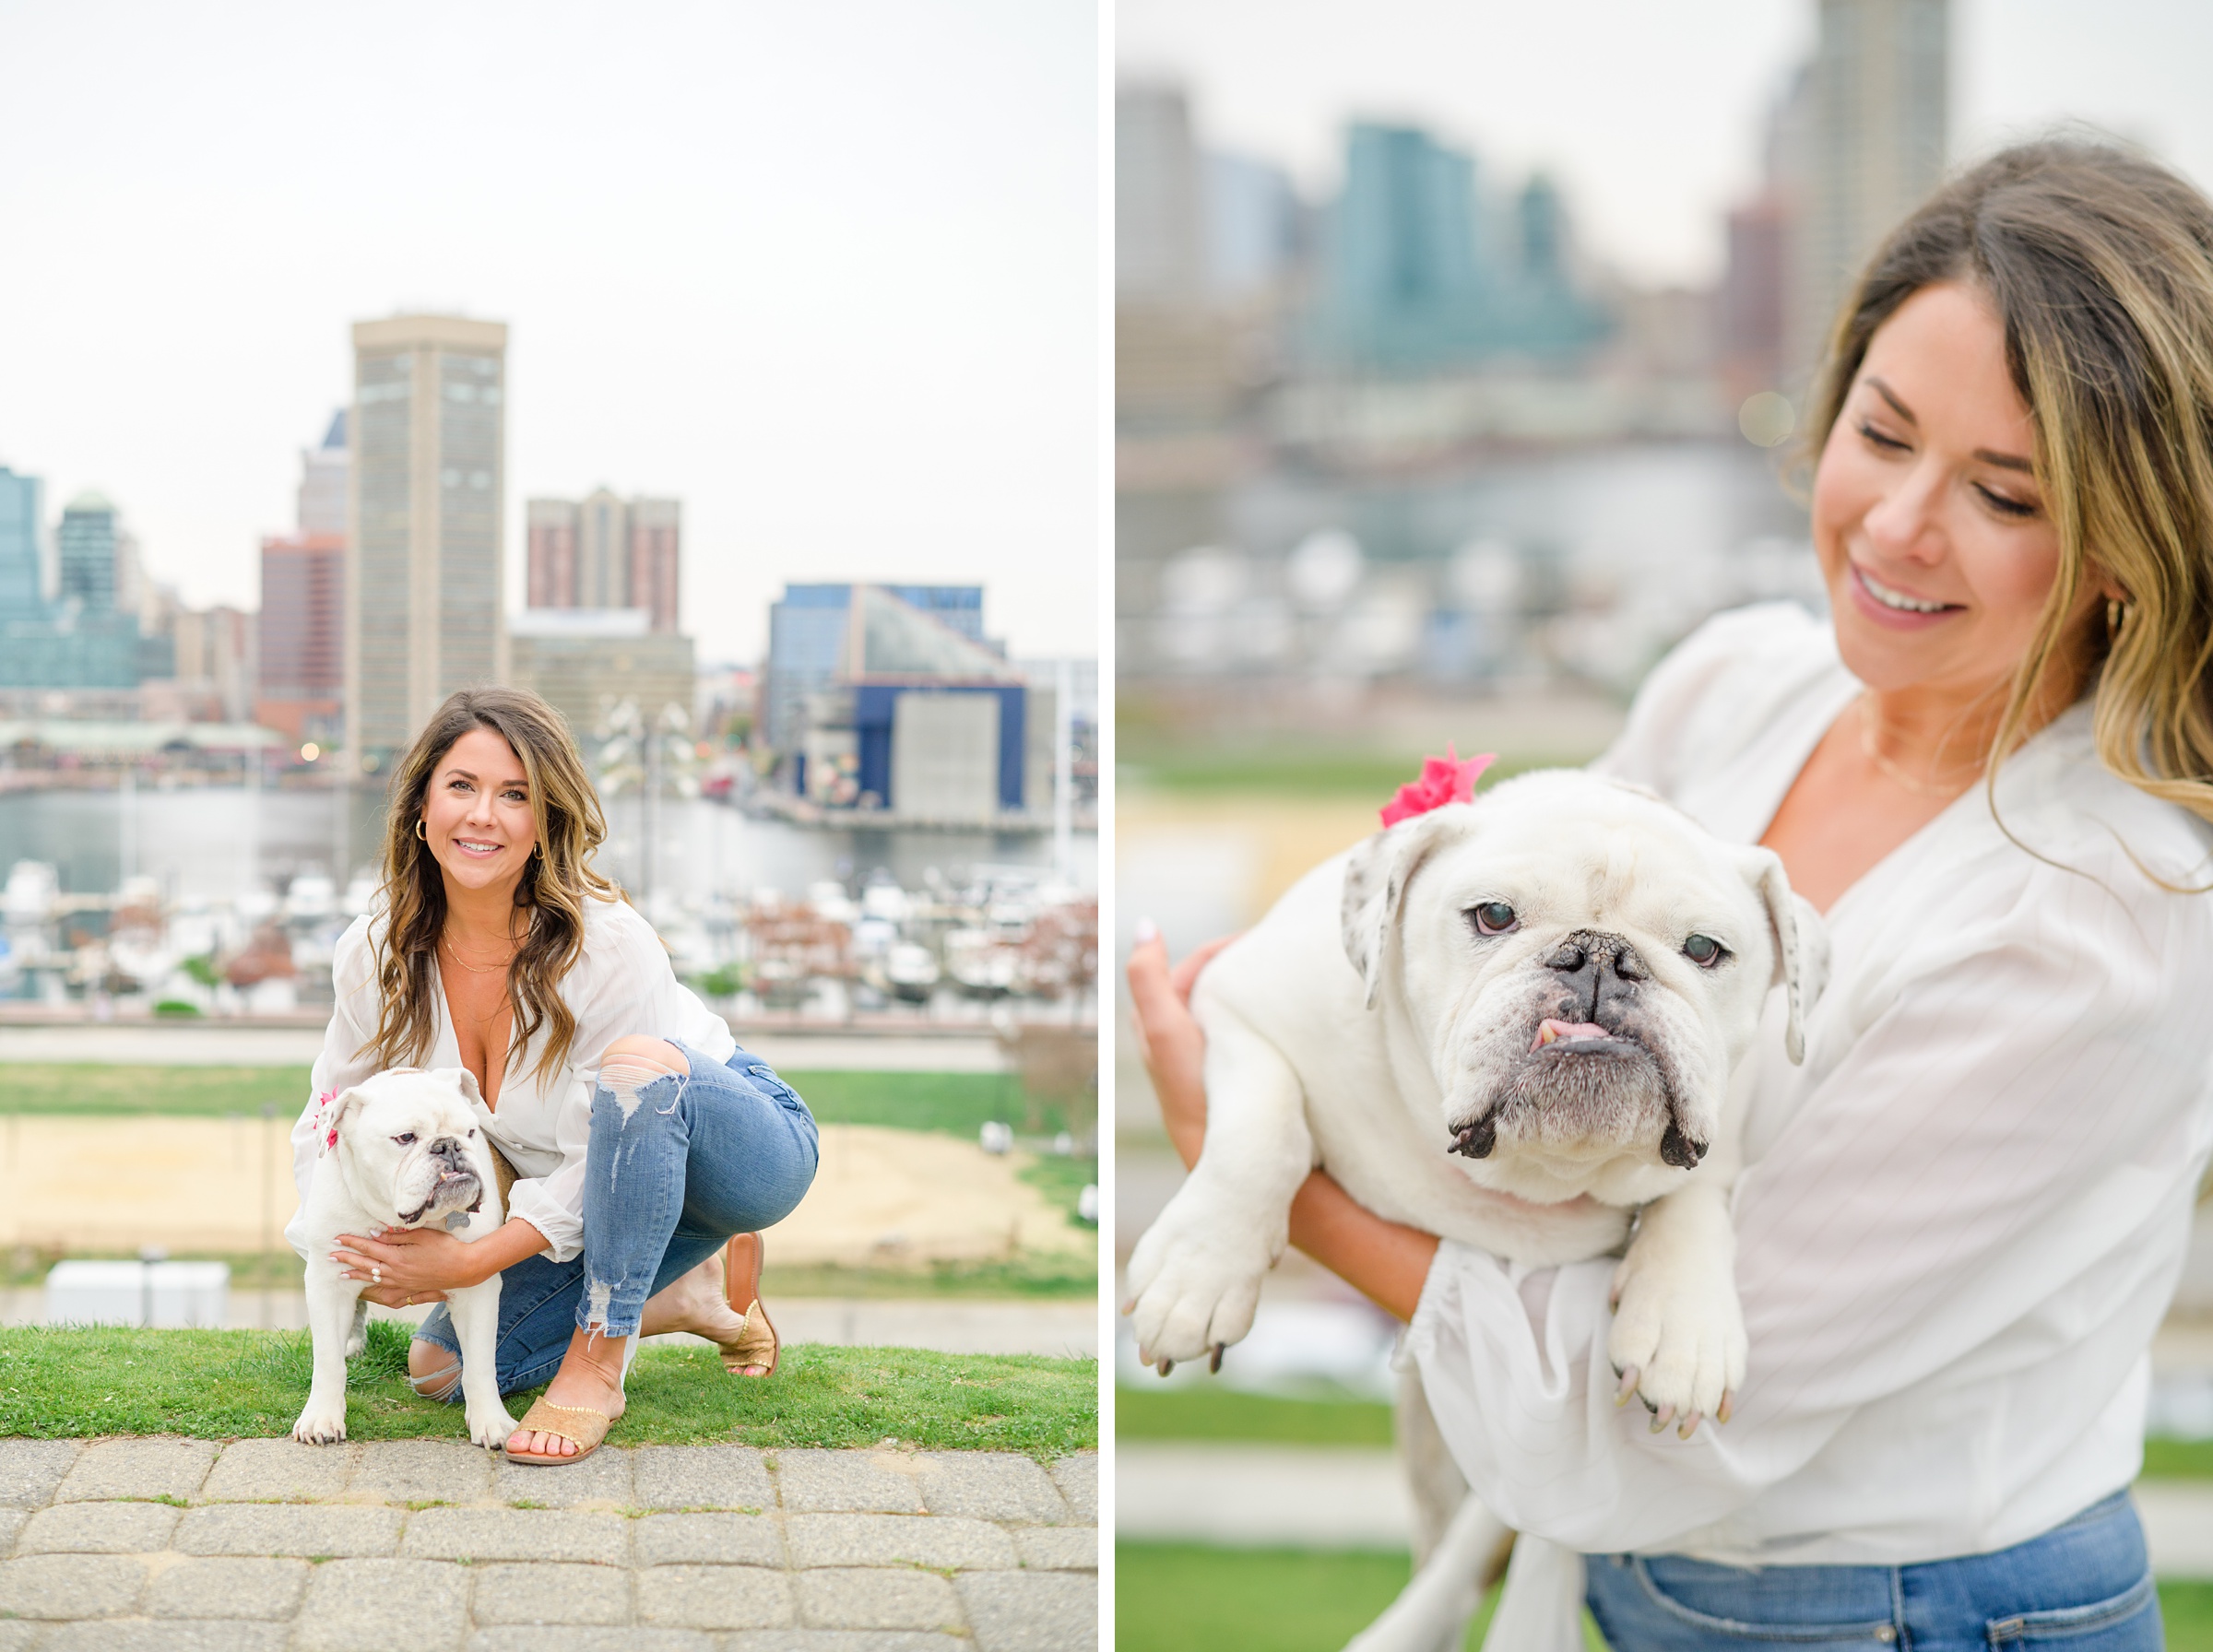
[596,1037,690,1124]
[407,1341,462,1400]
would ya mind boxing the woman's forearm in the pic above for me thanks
[1288,1170,1439,1323]
[456,1217,550,1286]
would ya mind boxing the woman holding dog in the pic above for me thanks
[288,687,818,1464]
[1132,139,2213,1647]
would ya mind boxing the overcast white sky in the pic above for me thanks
[0,0,1097,667]
[1118,0,2213,289]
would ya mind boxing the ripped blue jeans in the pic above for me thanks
[410,1040,820,1396]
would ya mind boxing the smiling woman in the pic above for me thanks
[286,687,818,1469]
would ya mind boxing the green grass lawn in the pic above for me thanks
[1117,1383,1393,1447]
[1118,1546,2213,1652]
[0,1321,1095,1457]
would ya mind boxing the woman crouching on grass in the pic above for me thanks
[284,686,820,1464]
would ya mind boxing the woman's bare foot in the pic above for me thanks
[640,1251,771,1375]
[506,1326,629,1459]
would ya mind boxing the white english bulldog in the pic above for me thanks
[292,1067,516,1451]
[1124,767,1825,1651]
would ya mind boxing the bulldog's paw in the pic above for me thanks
[1605,1251,1746,1437]
[1124,1212,1272,1368]
[291,1400,349,1446]
[467,1403,517,1452]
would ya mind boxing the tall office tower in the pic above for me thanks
[299,408,349,537]
[1790,0,1948,373]
[527,499,579,608]
[630,497,680,633]
[0,466,42,620]
[1117,82,1206,304]
[57,491,119,610]
[346,314,508,768]
[575,488,630,609]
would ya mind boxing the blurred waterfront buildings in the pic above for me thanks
[508,606,695,741]
[345,313,508,771]
[256,414,348,747]
[526,489,682,632]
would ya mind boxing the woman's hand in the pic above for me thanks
[1126,920,1238,1171]
[330,1226,483,1303]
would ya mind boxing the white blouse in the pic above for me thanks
[1407,604,2213,1630]
[286,892,735,1264]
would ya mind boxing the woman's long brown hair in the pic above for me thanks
[366,687,621,1085]
[1802,138,2213,849]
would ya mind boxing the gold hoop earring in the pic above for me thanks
[415,819,427,841]
[2107,597,2128,642]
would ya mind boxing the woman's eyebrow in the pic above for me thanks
[1973,447,2034,474]
[1864,375,1915,423]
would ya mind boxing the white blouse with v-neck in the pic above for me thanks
[1406,602,2213,1576]
[284,892,734,1264]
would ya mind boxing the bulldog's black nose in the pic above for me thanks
[1545,930,1647,1023]
[428,1136,466,1165]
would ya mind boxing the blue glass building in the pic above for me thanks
[0,477,148,689]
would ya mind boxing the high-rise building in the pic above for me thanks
[57,491,119,611]
[346,314,508,767]
[258,534,345,743]
[525,490,681,631]
[1117,82,1206,305]
[0,466,41,620]
[507,608,695,740]
[1789,0,1948,373]
[299,409,349,537]
[173,605,257,724]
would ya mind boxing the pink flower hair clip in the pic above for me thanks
[1379,745,1497,828]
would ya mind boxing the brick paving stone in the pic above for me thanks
[36,1622,290,1652]
[956,1570,1097,1652]
[17,1501,179,1555]
[912,1454,1066,1523]
[0,1508,24,1554]
[347,1438,496,1505]
[635,1563,795,1630]
[52,1437,216,1504]
[174,1502,403,1558]
[772,1451,921,1515]
[201,1437,358,1502]
[0,1624,36,1652]
[784,1513,1015,1572]
[1047,1454,1096,1525]
[794,1568,963,1634]
[0,1552,147,1619]
[630,1445,772,1511]
[721,1635,969,1652]
[468,1632,716,1652]
[469,1560,633,1624]
[145,1555,312,1619]
[293,1557,471,1652]
[1012,1527,1097,1571]
[631,1511,784,1568]
[402,1506,629,1565]
[491,1444,634,1508]
[0,1440,79,1507]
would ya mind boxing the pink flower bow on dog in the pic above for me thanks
[314,1089,339,1151]
[1379,745,1497,828]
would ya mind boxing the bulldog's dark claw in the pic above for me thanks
[1209,1343,1225,1374]
[1155,1357,1174,1377]
[1615,1365,1639,1406]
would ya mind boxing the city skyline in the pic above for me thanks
[0,0,1097,667]
[1118,0,2213,291]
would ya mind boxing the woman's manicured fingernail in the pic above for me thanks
[1133,917,1157,944]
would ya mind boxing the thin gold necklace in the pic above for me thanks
[440,930,520,975]
[1855,695,1984,797]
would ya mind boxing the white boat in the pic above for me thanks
[882,942,941,1001]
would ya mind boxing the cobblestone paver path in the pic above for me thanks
[0,1437,1095,1651]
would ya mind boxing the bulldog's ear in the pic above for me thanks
[315,1086,370,1157]
[1341,807,1468,1010]
[1738,847,1829,1064]
[436,1067,486,1110]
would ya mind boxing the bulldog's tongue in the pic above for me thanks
[1533,1018,1610,1052]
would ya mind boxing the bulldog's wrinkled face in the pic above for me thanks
[322,1068,491,1229]
[1343,770,1815,1206]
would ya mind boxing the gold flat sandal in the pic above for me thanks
[722,1232,779,1377]
[505,1398,618,1465]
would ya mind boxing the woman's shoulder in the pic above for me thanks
[1599,602,1845,793]
[1989,704,2213,899]
[331,911,384,997]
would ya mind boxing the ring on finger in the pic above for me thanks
[372,1267,382,1284]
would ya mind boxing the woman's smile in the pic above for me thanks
[1846,561,1965,630]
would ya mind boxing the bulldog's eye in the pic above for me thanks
[394,1132,418,1145]
[467,1127,478,1138]
[1470,902,1519,937]
[1683,935,1726,968]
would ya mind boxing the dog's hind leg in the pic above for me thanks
[345,1296,369,1359]
[1398,1366,1471,1571]
[1343,1491,1509,1652]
